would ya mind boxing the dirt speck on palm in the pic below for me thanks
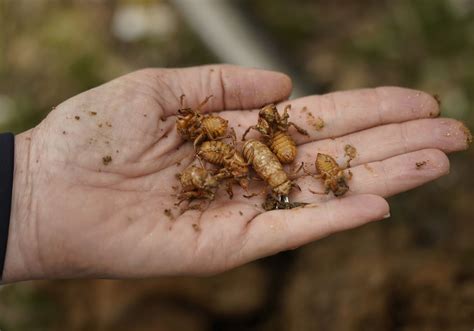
[344,144,357,166]
[164,209,174,220]
[102,155,112,166]
[416,161,427,169]
[306,112,324,131]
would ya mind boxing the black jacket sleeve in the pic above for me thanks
[0,133,14,280]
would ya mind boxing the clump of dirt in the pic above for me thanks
[344,144,357,162]
[102,156,112,165]
[89,111,97,116]
[192,223,201,232]
[75,116,80,120]
[306,112,325,131]
[416,161,427,169]
[164,209,174,220]
[460,122,472,145]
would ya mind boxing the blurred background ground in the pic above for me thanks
[1,0,474,330]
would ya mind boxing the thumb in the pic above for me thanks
[237,194,390,266]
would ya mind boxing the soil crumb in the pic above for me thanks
[239,211,243,216]
[62,131,66,135]
[344,144,357,167]
[164,209,174,220]
[102,155,112,166]
[89,111,97,116]
[75,116,80,120]
[416,161,427,169]
[192,223,201,232]
[364,164,374,173]
[306,112,325,131]
[459,122,472,145]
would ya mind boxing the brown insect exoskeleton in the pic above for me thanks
[176,164,221,205]
[306,153,352,197]
[242,139,300,202]
[262,194,308,211]
[197,129,250,198]
[242,104,309,163]
[176,95,229,148]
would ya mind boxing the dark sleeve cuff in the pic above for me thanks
[0,133,14,280]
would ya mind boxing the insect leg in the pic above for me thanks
[196,155,206,168]
[193,133,206,150]
[242,126,258,141]
[243,186,267,199]
[180,94,187,108]
[225,180,234,199]
[196,95,214,112]
[302,163,322,179]
[282,104,291,121]
[289,162,305,179]
[288,122,309,136]
[345,169,353,180]
[308,188,328,195]
[176,191,199,205]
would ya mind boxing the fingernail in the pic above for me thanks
[383,213,391,219]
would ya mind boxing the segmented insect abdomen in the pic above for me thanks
[202,115,228,139]
[270,130,297,164]
[243,140,291,195]
[198,141,232,165]
[315,153,340,178]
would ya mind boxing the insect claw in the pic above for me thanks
[180,94,187,108]
[280,195,290,204]
[196,95,213,112]
[308,188,327,195]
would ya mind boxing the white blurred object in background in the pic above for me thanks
[169,0,308,97]
[112,3,177,42]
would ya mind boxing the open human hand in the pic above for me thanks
[3,65,470,283]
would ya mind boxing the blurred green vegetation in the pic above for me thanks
[1,0,473,330]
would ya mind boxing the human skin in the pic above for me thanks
[2,65,470,283]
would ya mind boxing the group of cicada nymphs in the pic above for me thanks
[175,95,356,210]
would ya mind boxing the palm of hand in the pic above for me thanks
[16,66,469,280]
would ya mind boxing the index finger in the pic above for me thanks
[220,87,440,144]
[137,65,293,117]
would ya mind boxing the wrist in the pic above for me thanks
[2,130,41,283]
